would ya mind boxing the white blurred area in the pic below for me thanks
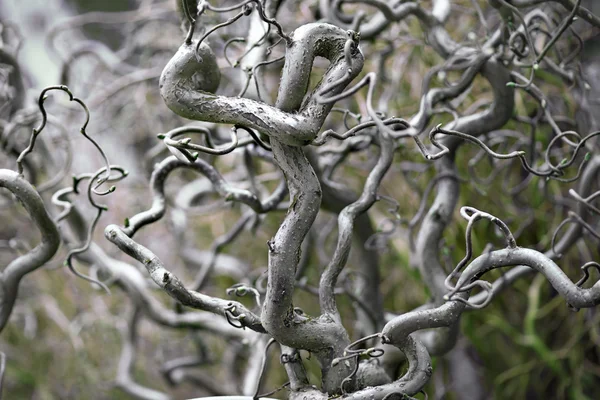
[0,0,66,89]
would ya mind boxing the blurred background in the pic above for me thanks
[1,0,600,399]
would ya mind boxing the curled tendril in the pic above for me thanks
[249,55,285,102]
[51,165,128,223]
[195,9,248,61]
[195,0,291,58]
[235,125,272,151]
[495,0,538,88]
[224,303,246,329]
[540,130,598,181]
[331,332,384,393]
[509,30,529,59]
[331,107,362,129]
[16,86,112,196]
[316,65,409,150]
[313,117,408,146]
[226,283,261,307]
[414,124,526,161]
[443,207,516,307]
[445,280,494,309]
[62,165,127,294]
[339,357,360,394]
[418,125,597,182]
[223,37,245,67]
[265,37,284,55]
[280,350,303,364]
[574,262,600,288]
[158,125,238,161]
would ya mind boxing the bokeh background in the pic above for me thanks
[1,0,600,399]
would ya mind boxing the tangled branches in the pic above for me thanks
[2,0,600,399]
